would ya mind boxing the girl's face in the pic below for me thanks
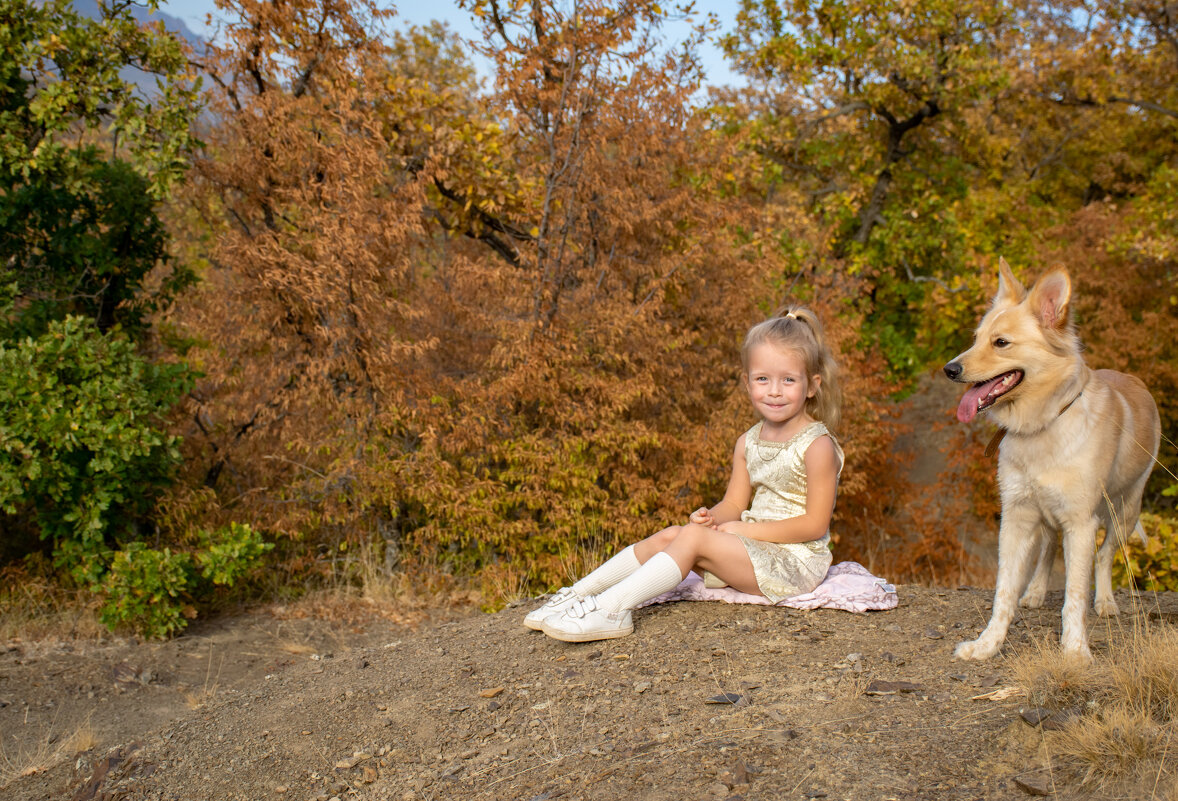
[743,343,820,428]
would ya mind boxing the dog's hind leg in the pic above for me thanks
[1094,484,1147,617]
[1093,520,1123,617]
[955,505,1042,660]
[1018,525,1056,609]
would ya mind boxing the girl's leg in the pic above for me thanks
[561,523,682,598]
[524,536,653,630]
[571,545,641,596]
[593,524,760,610]
[663,526,761,597]
[593,524,760,612]
[542,525,761,641]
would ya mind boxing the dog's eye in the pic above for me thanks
[994,337,1010,348]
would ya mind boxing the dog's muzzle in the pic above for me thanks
[943,361,964,381]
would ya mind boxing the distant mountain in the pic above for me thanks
[72,0,205,48]
[70,0,208,98]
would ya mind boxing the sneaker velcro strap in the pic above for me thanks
[569,597,599,618]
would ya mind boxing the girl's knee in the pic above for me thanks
[668,524,712,552]
[648,526,680,550]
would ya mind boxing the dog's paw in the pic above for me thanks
[1093,596,1119,617]
[1060,639,1094,663]
[953,639,1000,661]
[1018,591,1046,609]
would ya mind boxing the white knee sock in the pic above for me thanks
[571,545,641,597]
[593,552,684,613]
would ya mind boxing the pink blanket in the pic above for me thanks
[638,561,898,613]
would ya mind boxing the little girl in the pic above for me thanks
[525,306,844,642]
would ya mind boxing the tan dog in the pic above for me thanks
[943,259,1160,660]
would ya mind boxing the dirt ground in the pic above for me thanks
[4,583,1176,801]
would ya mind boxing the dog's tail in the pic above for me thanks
[1134,520,1148,548]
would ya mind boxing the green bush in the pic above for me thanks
[1113,509,1178,593]
[98,523,273,639]
[98,542,194,639]
[196,522,273,587]
[0,314,192,582]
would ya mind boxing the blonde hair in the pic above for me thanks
[741,305,842,432]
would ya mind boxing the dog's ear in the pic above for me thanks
[1028,269,1071,330]
[995,257,1026,305]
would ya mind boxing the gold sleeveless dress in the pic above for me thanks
[722,420,842,602]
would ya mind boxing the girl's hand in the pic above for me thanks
[689,507,714,527]
[717,520,748,537]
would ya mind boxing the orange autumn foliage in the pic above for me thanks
[160,0,911,599]
[152,0,1177,604]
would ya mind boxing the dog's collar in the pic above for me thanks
[984,388,1085,458]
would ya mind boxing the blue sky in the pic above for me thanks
[157,0,746,87]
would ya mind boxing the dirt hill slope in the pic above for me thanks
[5,585,1176,801]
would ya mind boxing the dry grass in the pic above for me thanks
[0,717,100,788]
[556,529,619,589]
[1011,598,1178,799]
[182,646,227,710]
[266,541,457,629]
[0,567,105,643]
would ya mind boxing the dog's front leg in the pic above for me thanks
[1060,518,1098,661]
[955,506,1042,660]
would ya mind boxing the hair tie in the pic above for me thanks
[785,312,797,320]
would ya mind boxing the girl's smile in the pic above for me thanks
[743,343,819,439]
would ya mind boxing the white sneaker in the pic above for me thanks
[541,597,634,642]
[523,587,581,630]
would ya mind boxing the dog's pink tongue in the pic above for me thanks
[956,377,1004,423]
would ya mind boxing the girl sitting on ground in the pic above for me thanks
[524,306,844,642]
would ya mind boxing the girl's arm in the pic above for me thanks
[689,435,752,527]
[717,435,838,544]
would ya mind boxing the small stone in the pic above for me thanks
[479,687,504,698]
[1020,707,1052,727]
[634,681,651,693]
[705,692,743,705]
[1013,774,1053,795]
[923,627,945,640]
[274,786,287,794]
